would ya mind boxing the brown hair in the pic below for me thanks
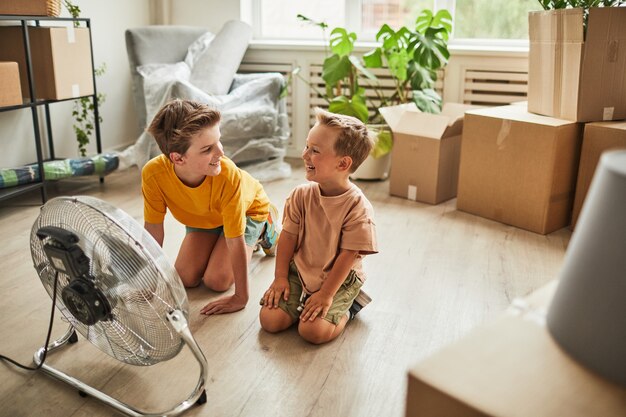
[147,99,221,156]
[314,108,373,172]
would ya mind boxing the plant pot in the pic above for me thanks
[351,124,392,181]
[351,152,391,180]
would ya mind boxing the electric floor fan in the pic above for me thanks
[30,195,208,416]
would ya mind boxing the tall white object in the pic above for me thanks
[547,150,626,385]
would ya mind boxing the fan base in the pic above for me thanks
[33,312,208,417]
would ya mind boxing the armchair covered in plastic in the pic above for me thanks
[122,23,290,181]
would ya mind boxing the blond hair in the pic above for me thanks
[147,99,221,156]
[314,108,373,172]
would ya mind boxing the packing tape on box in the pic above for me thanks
[507,297,547,326]
[496,119,512,150]
[603,107,614,121]
[67,26,76,43]
[72,84,80,97]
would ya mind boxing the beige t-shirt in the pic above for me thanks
[282,182,378,293]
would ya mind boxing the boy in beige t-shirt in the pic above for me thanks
[259,109,378,344]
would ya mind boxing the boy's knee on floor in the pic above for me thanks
[259,307,292,333]
[298,320,334,345]
[202,273,232,292]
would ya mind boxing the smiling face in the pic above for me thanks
[171,124,224,186]
[302,124,352,193]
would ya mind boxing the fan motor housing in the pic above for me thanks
[61,278,112,326]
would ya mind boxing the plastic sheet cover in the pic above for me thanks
[117,62,291,182]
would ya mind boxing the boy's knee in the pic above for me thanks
[202,273,232,292]
[176,269,203,288]
[298,321,333,345]
[260,308,292,333]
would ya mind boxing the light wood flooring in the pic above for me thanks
[0,159,571,417]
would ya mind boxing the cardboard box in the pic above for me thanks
[381,103,477,205]
[0,26,93,100]
[571,121,626,227]
[457,104,582,235]
[528,7,626,122]
[0,62,23,107]
[406,281,626,417]
[0,0,56,16]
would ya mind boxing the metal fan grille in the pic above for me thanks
[30,196,189,366]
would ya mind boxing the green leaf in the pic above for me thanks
[370,128,393,158]
[329,27,356,57]
[349,55,377,81]
[328,95,369,123]
[412,88,442,113]
[363,47,383,68]
[322,54,352,89]
[297,14,328,30]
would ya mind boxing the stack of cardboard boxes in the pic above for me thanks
[382,7,626,235]
[457,7,626,234]
[0,0,94,105]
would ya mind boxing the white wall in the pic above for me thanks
[169,0,240,30]
[0,0,151,167]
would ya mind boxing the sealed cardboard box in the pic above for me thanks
[0,26,93,100]
[0,62,23,107]
[0,0,59,16]
[405,281,626,417]
[571,121,626,227]
[381,103,477,205]
[528,7,626,122]
[457,104,582,235]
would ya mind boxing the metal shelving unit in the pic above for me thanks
[0,15,101,204]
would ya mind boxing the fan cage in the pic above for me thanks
[31,196,189,366]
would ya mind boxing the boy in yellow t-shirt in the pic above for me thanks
[259,109,378,344]
[142,99,280,315]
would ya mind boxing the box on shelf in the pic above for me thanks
[0,62,23,107]
[0,0,60,16]
[457,104,583,235]
[528,7,626,122]
[380,102,478,205]
[572,121,626,228]
[405,281,626,417]
[0,26,93,100]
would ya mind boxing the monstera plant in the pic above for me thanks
[363,9,453,116]
[294,9,452,177]
[295,14,376,123]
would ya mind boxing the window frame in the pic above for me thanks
[241,0,533,50]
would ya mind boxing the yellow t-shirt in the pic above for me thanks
[142,154,269,238]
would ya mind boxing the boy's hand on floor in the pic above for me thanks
[262,277,290,308]
[200,293,247,315]
[300,291,332,322]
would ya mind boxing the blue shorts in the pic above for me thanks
[185,217,265,247]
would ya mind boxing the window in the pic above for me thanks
[244,0,543,46]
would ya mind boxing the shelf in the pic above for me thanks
[0,15,89,22]
[0,14,101,204]
[0,94,98,113]
[0,182,44,202]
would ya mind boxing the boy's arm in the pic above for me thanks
[200,234,249,315]
[263,230,297,308]
[300,249,358,322]
[144,222,164,247]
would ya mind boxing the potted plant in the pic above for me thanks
[295,9,452,180]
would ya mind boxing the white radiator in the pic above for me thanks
[462,68,528,105]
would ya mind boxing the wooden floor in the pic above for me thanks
[0,159,571,417]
